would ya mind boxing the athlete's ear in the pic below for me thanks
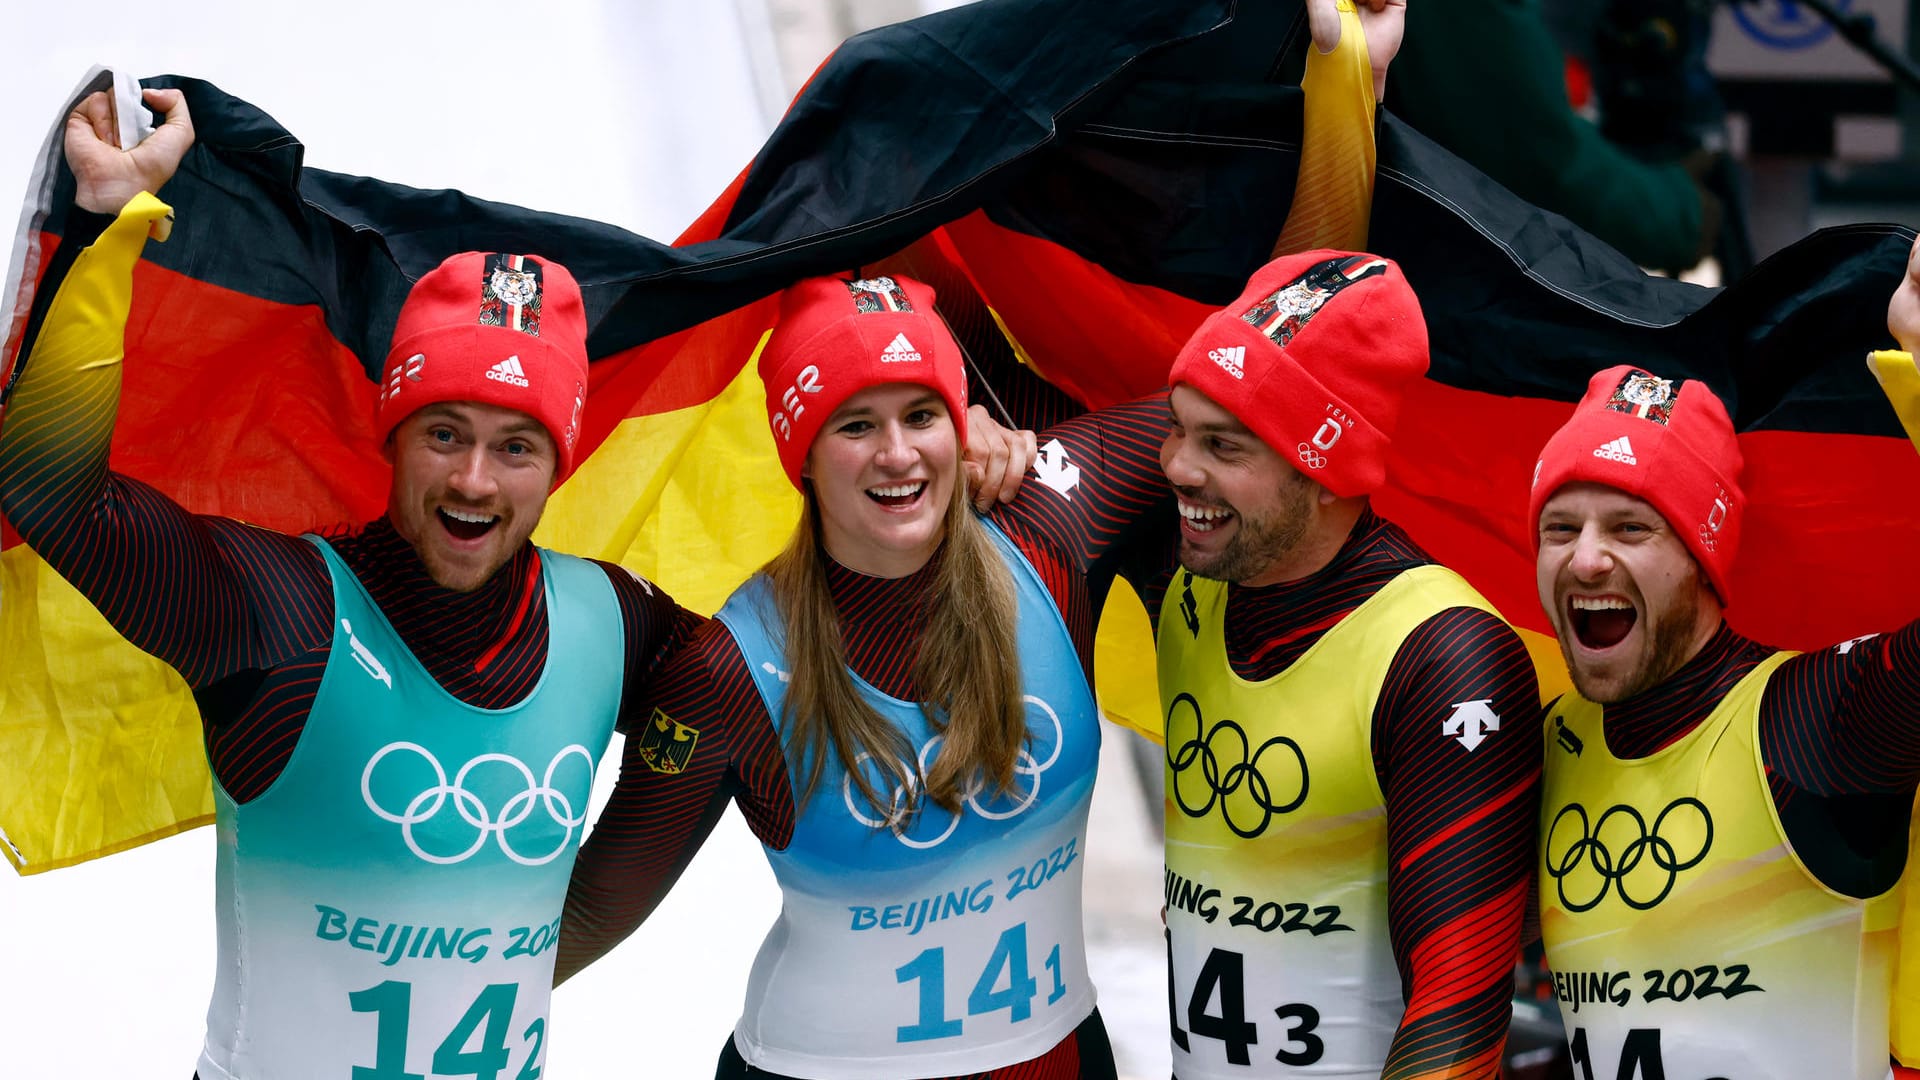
[380,431,397,466]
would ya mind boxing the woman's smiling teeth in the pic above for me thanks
[867,482,926,507]
[1179,499,1233,532]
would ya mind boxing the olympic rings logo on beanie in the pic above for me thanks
[757,274,969,489]
[375,252,592,484]
[1529,365,1746,602]
[1166,250,1429,498]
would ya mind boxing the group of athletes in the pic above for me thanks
[3,2,1917,1078]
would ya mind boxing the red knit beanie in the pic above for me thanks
[374,252,590,483]
[1529,365,1745,601]
[758,274,969,489]
[1166,250,1428,497]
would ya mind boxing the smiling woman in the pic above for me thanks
[758,275,1026,823]
[779,380,1024,818]
[804,385,960,578]
[551,271,1177,1080]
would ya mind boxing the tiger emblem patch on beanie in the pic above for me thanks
[1605,370,1676,425]
[479,255,544,336]
[1240,256,1389,348]
[847,277,916,314]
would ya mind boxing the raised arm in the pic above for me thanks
[1376,609,1541,1079]
[65,87,195,217]
[1888,234,1920,355]
[990,393,1176,577]
[1306,0,1407,100]
[1758,246,1920,795]
[0,90,327,694]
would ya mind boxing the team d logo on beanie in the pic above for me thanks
[1529,365,1746,601]
[374,252,591,482]
[1167,250,1429,498]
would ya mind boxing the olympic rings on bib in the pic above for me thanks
[361,742,596,866]
[1165,692,1309,839]
[843,694,1065,849]
[1545,797,1714,912]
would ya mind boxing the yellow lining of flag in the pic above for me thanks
[1273,0,1375,255]
[1869,349,1920,454]
[0,544,214,874]
[536,336,800,615]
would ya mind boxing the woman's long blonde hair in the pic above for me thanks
[766,462,1027,821]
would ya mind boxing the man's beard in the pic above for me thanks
[1183,479,1314,584]
[1571,575,1711,704]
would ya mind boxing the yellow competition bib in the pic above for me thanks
[1541,653,1902,1080]
[1157,565,1497,1078]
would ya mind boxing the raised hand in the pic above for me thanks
[962,404,1038,510]
[66,87,195,216]
[1890,234,1920,355]
[1306,0,1408,100]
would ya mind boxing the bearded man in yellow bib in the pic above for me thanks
[1530,313,1920,1074]
[1151,252,1542,1079]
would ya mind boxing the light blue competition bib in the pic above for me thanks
[198,539,624,1080]
[716,518,1102,1079]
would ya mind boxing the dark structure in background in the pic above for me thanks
[1396,0,1919,281]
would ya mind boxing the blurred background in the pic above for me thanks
[1392,0,1920,289]
[2,1,1915,1077]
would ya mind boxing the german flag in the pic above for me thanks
[0,1,1247,873]
[2,0,1913,909]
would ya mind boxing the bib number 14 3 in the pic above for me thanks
[1167,940,1324,1067]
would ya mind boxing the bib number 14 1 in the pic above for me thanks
[1168,940,1324,1067]
[350,980,544,1080]
[894,921,1068,1042]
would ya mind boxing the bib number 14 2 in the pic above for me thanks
[1167,940,1324,1067]
[349,980,544,1080]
